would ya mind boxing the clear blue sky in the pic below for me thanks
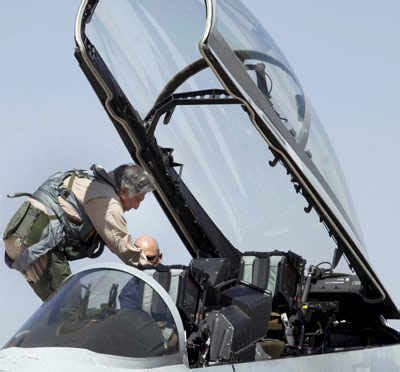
[0,1,399,345]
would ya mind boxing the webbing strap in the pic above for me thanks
[90,164,118,193]
[168,270,182,303]
[142,285,154,314]
[66,173,76,193]
[241,256,256,284]
[63,188,94,241]
[268,256,283,296]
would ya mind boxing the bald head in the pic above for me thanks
[135,235,162,265]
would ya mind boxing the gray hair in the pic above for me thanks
[113,164,154,197]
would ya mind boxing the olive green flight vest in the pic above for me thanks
[3,165,116,272]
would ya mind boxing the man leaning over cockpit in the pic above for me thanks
[3,163,156,301]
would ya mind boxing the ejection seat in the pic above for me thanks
[143,258,273,365]
[239,251,306,358]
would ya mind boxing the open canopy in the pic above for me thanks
[74,0,398,317]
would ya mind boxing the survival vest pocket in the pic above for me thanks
[3,201,31,240]
[3,201,50,247]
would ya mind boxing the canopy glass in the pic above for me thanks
[211,0,362,242]
[82,0,365,269]
[5,268,181,366]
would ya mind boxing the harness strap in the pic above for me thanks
[66,173,76,193]
[62,190,96,242]
[7,192,34,199]
[90,164,118,193]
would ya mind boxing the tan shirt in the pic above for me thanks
[58,175,149,266]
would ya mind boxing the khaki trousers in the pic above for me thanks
[28,251,72,300]
[5,236,71,301]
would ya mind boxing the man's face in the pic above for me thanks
[119,189,146,211]
[142,244,162,266]
[135,236,162,266]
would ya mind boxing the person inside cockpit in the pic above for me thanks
[118,236,178,353]
[119,235,163,310]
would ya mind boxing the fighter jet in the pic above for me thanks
[1,0,400,371]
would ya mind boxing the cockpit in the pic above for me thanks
[5,256,400,368]
[5,265,185,368]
